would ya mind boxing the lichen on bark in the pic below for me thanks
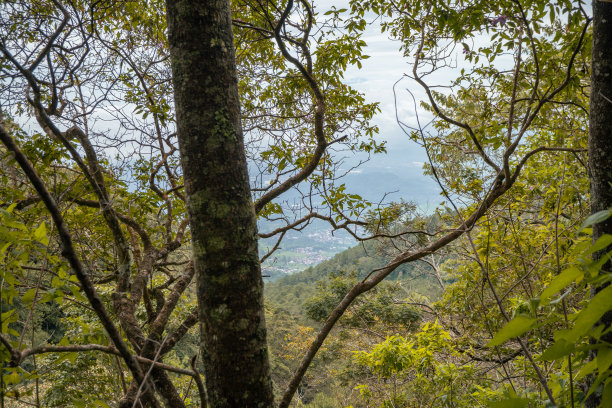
[165,0,275,406]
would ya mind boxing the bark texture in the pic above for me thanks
[165,0,275,406]
[586,1,612,406]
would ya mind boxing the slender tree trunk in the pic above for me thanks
[165,0,275,406]
[586,1,612,406]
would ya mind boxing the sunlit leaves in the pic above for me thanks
[352,321,481,406]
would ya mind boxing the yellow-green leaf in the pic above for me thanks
[33,222,49,245]
[22,288,37,304]
[487,316,537,347]
[540,267,582,302]
[598,347,612,375]
[564,285,612,343]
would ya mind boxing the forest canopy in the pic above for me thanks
[0,0,611,407]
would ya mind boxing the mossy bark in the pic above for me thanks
[590,3,612,231]
[586,1,612,406]
[165,0,274,406]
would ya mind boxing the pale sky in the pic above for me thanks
[315,1,443,207]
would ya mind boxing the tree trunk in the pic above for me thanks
[586,1,612,406]
[165,0,275,406]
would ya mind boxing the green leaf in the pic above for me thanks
[489,397,529,408]
[0,242,10,255]
[3,371,21,385]
[67,351,78,364]
[541,338,574,360]
[584,234,612,256]
[54,352,77,365]
[1,309,16,324]
[564,285,612,343]
[540,267,582,301]
[597,347,612,375]
[550,289,571,305]
[487,316,537,347]
[22,288,37,304]
[577,358,598,381]
[581,209,612,230]
[33,222,49,245]
[602,378,612,408]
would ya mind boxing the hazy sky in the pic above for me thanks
[314,1,443,207]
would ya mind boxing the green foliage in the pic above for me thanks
[266,235,442,307]
[264,238,436,404]
[490,213,612,407]
[352,321,481,407]
[40,352,122,407]
[487,315,537,347]
[0,0,605,406]
[305,272,421,329]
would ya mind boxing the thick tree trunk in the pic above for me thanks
[165,0,274,407]
[586,1,612,406]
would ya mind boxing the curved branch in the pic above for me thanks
[0,122,150,396]
[28,0,70,72]
[148,263,195,338]
[191,355,208,407]
[411,27,501,173]
[503,17,591,171]
[278,178,510,407]
[160,309,198,355]
[73,198,153,250]
[16,343,196,377]
[254,0,328,213]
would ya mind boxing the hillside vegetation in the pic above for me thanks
[1,0,611,407]
[265,238,443,315]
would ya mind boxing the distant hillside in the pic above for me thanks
[259,219,354,280]
[264,239,443,315]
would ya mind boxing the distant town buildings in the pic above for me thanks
[261,226,354,280]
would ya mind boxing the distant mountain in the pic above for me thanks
[342,169,440,205]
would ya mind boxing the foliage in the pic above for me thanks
[265,237,442,315]
[489,211,612,406]
[0,0,389,404]
[352,321,481,407]
[0,0,607,406]
[265,246,430,404]
[304,272,421,330]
